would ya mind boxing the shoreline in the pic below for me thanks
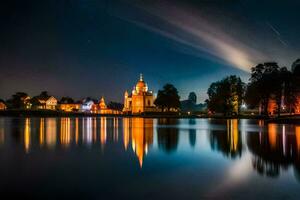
[1,110,300,123]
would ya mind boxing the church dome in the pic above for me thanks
[135,74,148,92]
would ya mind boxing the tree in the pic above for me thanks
[154,84,180,112]
[107,101,123,111]
[39,91,50,98]
[245,62,298,116]
[60,97,75,104]
[6,92,30,109]
[246,63,279,115]
[292,58,300,75]
[188,92,197,104]
[206,75,245,115]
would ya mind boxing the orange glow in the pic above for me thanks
[114,118,118,142]
[296,126,300,152]
[123,118,130,150]
[123,75,156,114]
[59,103,80,112]
[227,119,239,152]
[75,118,79,145]
[0,102,6,110]
[268,124,277,149]
[100,117,107,147]
[295,97,300,114]
[39,118,45,146]
[267,100,277,115]
[60,118,71,147]
[93,118,97,143]
[131,118,153,167]
[24,118,31,153]
[46,118,57,148]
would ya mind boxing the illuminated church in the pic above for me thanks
[123,74,156,114]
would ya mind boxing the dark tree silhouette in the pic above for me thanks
[6,92,30,109]
[39,91,50,98]
[245,62,298,116]
[154,83,180,112]
[157,119,179,153]
[206,75,245,115]
[60,97,75,104]
[292,58,300,75]
[107,101,123,111]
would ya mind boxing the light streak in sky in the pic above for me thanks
[117,1,270,72]
[113,0,299,72]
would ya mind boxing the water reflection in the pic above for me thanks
[157,119,179,153]
[210,119,243,159]
[24,118,31,153]
[189,119,196,148]
[2,117,300,183]
[247,124,300,180]
[0,118,4,145]
[131,118,153,167]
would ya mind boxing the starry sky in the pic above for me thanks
[0,0,299,103]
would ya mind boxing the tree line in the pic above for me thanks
[206,59,300,116]
[2,58,300,116]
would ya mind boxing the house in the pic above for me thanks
[80,99,95,113]
[58,97,81,112]
[0,100,6,110]
[31,96,58,110]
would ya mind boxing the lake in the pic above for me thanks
[0,117,299,199]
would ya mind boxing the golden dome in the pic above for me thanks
[135,74,148,92]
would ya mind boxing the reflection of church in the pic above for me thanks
[123,74,157,114]
[123,118,154,167]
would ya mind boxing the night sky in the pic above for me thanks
[1,0,299,103]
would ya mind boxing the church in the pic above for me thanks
[123,74,157,114]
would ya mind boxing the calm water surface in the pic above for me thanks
[0,117,299,199]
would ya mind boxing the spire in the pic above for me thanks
[139,73,143,81]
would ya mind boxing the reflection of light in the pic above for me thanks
[100,117,107,147]
[132,118,144,167]
[60,118,71,147]
[268,124,277,149]
[131,118,153,167]
[114,118,118,142]
[46,118,57,148]
[93,118,97,143]
[83,118,92,146]
[227,119,238,152]
[0,119,4,145]
[296,126,300,152]
[24,118,31,153]
[40,118,45,146]
[282,125,286,156]
[123,118,130,150]
[75,118,79,145]
[241,103,247,109]
[258,120,264,127]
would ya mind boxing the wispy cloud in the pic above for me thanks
[112,1,274,72]
[110,0,300,72]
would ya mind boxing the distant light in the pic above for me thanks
[241,103,247,109]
